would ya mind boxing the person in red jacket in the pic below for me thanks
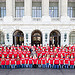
[9,50,13,58]
[38,56,42,68]
[29,55,33,68]
[26,49,31,57]
[11,55,16,69]
[33,54,38,68]
[21,55,25,68]
[41,49,46,57]
[60,55,64,69]
[1,55,5,69]
[25,54,29,68]
[13,49,17,58]
[16,56,21,68]
[70,55,74,69]
[64,56,70,69]
[41,55,46,68]
[6,55,10,69]
[0,50,2,58]
[54,55,60,69]
[18,49,22,58]
[49,55,54,68]
[22,49,26,57]
[46,55,50,68]
[3,50,8,58]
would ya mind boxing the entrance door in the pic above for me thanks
[13,30,24,45]
[50,30,61,47]
[31,30,42,46]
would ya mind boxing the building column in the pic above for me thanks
[23,0,32,22]
[42,0,51,22]
[28,33,31,45]
[4,0,15,23]
[60,0,70,22]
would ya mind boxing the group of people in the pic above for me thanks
[0,43,75,69]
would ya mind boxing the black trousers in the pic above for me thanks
[33,64,38,68]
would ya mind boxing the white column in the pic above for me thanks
[4,0,15,23]
[23,0,32,22]
[42,0,51,22]
[60,0,70,22]
[28,33,31,45]
[24,32,26,45]
[12,0,15,17]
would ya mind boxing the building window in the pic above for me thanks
[68,2,75,18]
[0,7,6,17]
[16,7,24,17]
[64,33,67,42]
[45,34,47,42]
[49,2,59,17]
[69,31,75,44]
[26,34,28,42]
[32,2,42,17]
[0,31,5,44]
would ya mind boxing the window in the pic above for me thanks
[16,7,24,17]
[0,7,6,17]
[49,2,59,17]
[69,31,75,44]
[0,31,5,44]
[32,2,42,17]
[68,2,75,18]
[26,34,28,42]
[45,34,47,42]
[64,33,67,42]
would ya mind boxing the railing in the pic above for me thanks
[51,17,60,21]
[70,18,75,21]
[13,17,22,21]
[0,17,3,21]
[32,17,42,21]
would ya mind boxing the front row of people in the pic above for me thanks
[0,54,75,69]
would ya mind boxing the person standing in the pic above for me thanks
[33,54,38,68]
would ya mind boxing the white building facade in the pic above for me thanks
[0,0,75,46]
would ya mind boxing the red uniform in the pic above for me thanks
[13,51,17,58]
[1,58,5,65]
[65,58,69,64]
[54,57,60,65]
[0,51,2,57]
[41,51,46,56]
[37,52,41,57]
[25,57,29,64]
[9,51,13,58]
[18,51,22,58]
[45,51,50,56]
[16,58,20,65]
[6,58,10,65]
[70,58,74,65]
[49,57,54,64]
[3,51,8,58]
[58,51,62,58]
[50,52,54,57]
[11,58,16,65]
[22,51,26,57]
[62,51,65,57]
[46,58,49,63]
[26,51,30,57]
[33,58,38,64]
[38,58,41,64]
[60,58,64,65]
[29,58,33,64]
[21,58,25,64]
[42,57,46,64]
